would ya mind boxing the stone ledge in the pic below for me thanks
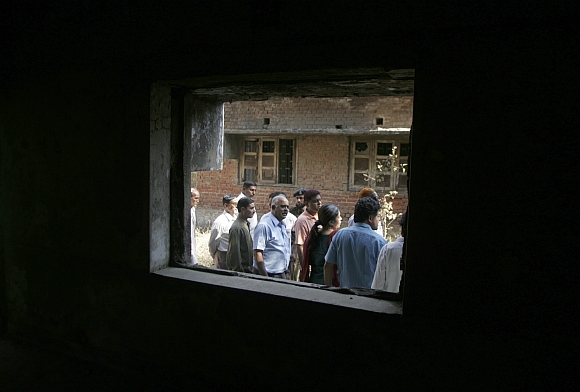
[154,267,403,314]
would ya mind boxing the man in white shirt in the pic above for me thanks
[208,195,238,269]
[238,180,258,237]
[371,212,406,292]
[190,188,200,265]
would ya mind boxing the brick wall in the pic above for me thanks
[224,96,413,130]
[196,96,410,222]
[195,144,408,221]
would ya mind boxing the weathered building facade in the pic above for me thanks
[196,96,413,221]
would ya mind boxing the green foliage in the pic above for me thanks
[362,144,405,241]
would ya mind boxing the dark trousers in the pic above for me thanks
[216,251,228,269]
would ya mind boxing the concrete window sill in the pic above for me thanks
[154,267,402,314]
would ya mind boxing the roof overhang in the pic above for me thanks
[171,68,414,102]
[224,128,411,135]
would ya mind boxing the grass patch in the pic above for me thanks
[195,227,214,267]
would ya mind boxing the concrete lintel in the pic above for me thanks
[224,128,411,135]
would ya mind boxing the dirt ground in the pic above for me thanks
[194,227,214,267]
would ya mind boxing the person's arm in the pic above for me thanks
[298,233,313,282]
[294,220,306,274]
[323,262,334,286]
[385,246,403,292]
[208,223,218,257]
[297,242,306,282]
[254,250,268,276]
[371,245,388,290]
[226,226,241,271]
[296,244,304,271]
[324,236,338,286]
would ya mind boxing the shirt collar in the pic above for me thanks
[302,210,318,220]
[223,210,236,221]
[352,222,373,230]
[236,215,250,226]
[268,213,286,228]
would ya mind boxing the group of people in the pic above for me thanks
[191,182,405,292]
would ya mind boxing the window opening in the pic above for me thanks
[278,139,293,184]
[261,139,276,181]
[151,70,414,308]
[241,137,295,185]
[242,139,258,181]
[350,138,409,192]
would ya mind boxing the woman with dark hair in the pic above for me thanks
[300,204,342,285]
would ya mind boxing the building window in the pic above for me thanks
[350,138,409,192]
[241,137,294,185]
[150,79,406,313]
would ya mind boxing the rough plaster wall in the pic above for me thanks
[150,83,172,272]
[224,96,413,131]
[185,96,224,171]
[222,134,241,159]
[195,134,409,215]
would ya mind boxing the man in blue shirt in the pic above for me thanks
[324,197,387,288]
[253,195,291,279]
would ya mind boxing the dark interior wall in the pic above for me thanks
[406,27,577,388]
[1,1,577,390]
